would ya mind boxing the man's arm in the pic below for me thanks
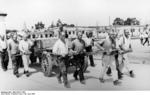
[128,44,133,52]
[69,40,77,55]
[95,40,105,51]
[119,41,133,54]
[8,42,12,54]
[19,41,25,53]
[52,41,59,54]
[91,38,94,46]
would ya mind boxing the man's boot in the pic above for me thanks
[64,82,71,88]
[129,70,135,78]
[73,70,78,80]
[113,80,122,86]
[99,78,105,83]
[80,80,86,84]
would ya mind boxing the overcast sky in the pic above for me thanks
[0,0,150,29]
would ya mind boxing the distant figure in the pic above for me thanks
[143,28,149,46]
[84,31,95,67]
[139,32,144,45]
[0,35,9,71]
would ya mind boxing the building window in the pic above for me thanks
[65,30,67,34]
[50,34,52,37]
[131,29,135,32]
[82,30,85,34]
[40,34,43,38]
[73,31,75,34]
[32,34,35,38]
[28,35,31,39]
[45,34,48,38]
[69,31,71,35]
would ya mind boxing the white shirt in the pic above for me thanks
[120,36,131,50]
[27,39,33,48]
[7,38,13,45]
[52,39,68,56]
[19,40,30,53]
[83,37,92,47]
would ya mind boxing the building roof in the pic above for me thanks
[0,11,7,16]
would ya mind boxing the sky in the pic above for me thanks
[0,0,150,29]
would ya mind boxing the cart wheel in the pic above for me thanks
[41,54,52,77]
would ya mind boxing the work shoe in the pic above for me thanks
[107,73,112,77]
[64,82,71,88]
[113,80,121,86]
[91,64,95,67]
[24,71,30,77]
[129,71,135,78]
[80,80,86,84]
[99,78,105,83]
[57,77,62,84]
[73,75,78,80]
[24,71,27,74]
[118,75,123,80]
[3,68,7,72]
[118,73,123,80]
[16,74,20,78]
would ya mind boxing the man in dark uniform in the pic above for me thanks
[70,31,87,84]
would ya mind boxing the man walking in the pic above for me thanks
[19,33,31,77]
[119,30,134,78]
[52,32,70,88]
[96,31,121,85]
[143,27,149,46]
[70,31,87,84]
[9,34,21,77]
[84,31,95,67]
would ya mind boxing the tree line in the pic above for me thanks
[113,17,140,26]
[34,19,75,30]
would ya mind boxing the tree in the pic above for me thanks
[124,18,140,25]
[50,21,55,28]
[69,24,75,27]
[113,18,124,25]
[35,22,45,30]
[56,19,63,27]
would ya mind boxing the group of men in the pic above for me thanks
[52,29,134,88]
[52,30,95,88]
[0,32,32,78]
[0,28,134,88]
[96,29,134,85]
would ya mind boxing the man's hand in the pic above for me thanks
[62,54,66,57]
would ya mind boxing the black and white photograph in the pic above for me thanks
[0,0,150,91]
